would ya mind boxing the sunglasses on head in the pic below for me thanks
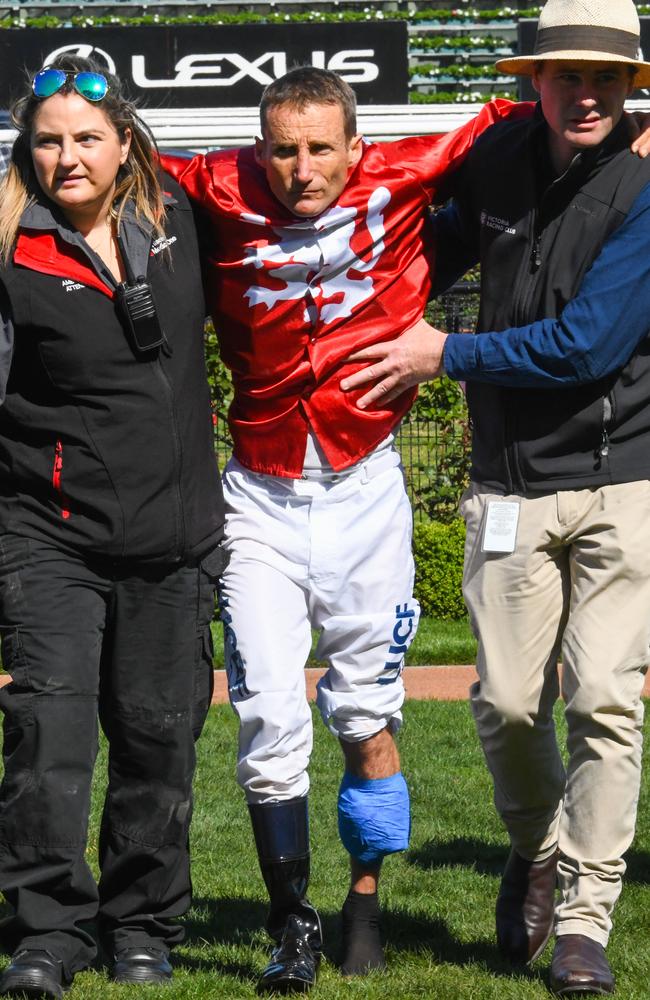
[32,68,109,102]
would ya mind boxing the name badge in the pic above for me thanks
[482,500,520,553]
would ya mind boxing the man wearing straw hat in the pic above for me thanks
[342,0,650,993]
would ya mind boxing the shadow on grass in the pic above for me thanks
[407,836,509,876]
[381,847,546,984]
[623,849,650,885]
[408,837,650,886]
[382,908,548,985]
[178,896,265,981]
[177,893,548,987]
[0,889,550,988]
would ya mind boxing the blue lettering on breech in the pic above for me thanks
[379,602,416,685]
[219,594,250,699]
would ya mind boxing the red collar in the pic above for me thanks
[14,231,114,299]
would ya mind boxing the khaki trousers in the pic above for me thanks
[461,481,650,945]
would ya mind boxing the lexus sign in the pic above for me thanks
[0,23,409,108]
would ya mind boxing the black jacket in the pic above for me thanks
[0,176,224,565]
[442,109,650,492]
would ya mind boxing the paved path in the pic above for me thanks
[1,666,648,703]
[211,665,650,705]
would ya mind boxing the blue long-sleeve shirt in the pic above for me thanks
[440,181,650,388]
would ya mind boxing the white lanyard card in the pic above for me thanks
[482,500,520,553]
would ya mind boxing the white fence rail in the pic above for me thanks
[0,104,477,149]
[2,100,650,150]
[140,104,481,149]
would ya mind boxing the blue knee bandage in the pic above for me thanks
[338,771,410,866]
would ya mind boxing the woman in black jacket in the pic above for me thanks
[0,55,225,998]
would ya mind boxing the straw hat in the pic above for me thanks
[495,0,650,87]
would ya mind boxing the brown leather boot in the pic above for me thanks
[496,847,559,964]
[550,934,615,996]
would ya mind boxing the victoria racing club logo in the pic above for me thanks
[43,43,379,88]
[480,210,515,236]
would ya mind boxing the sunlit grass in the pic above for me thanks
[3,700,647,998]
[211,616,477,668]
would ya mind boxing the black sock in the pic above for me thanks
[340,890,386,975]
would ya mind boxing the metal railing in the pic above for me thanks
[398,282,478,520]
[0,105,485,149]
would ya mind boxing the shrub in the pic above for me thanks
[1,8,544,30]
[395,295,476,523]
[413,518,466,620]
[405,375,470,523]
[205,319,232,418]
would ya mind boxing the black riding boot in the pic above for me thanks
[249,798,322,994]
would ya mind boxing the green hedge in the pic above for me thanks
[411,63,513,80]
[413,517,466,620]
[0,8,543,30]
[409,89,515,102]
[411,34,514,52]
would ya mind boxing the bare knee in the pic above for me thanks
[340,727,400,780]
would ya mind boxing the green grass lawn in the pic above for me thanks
[211,616,478,668]
[3,700,648,998]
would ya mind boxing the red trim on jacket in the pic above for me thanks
[52,440,71,520]
[14,232,114,299]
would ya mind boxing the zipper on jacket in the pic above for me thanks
[504,207,541,489]
[520,167,569,312]
[52,440,70,520]
[597,394,614,462]
[502,417,515,494]
[530,233,542,271]
[506,171,568,485]
[510,206,538,328]
[503,397,526,494]
[510,230,541,332]
[153,358,185,561]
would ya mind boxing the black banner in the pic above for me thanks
[517,16,650,100]
[0,22,409,109]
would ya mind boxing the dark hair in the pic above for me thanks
[0,53,165,259]
[259,66,357,140]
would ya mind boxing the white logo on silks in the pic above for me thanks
[241,186,391,324]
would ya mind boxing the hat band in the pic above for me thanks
[535,24,640,60]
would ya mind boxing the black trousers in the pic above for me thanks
[0,533,222,977]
